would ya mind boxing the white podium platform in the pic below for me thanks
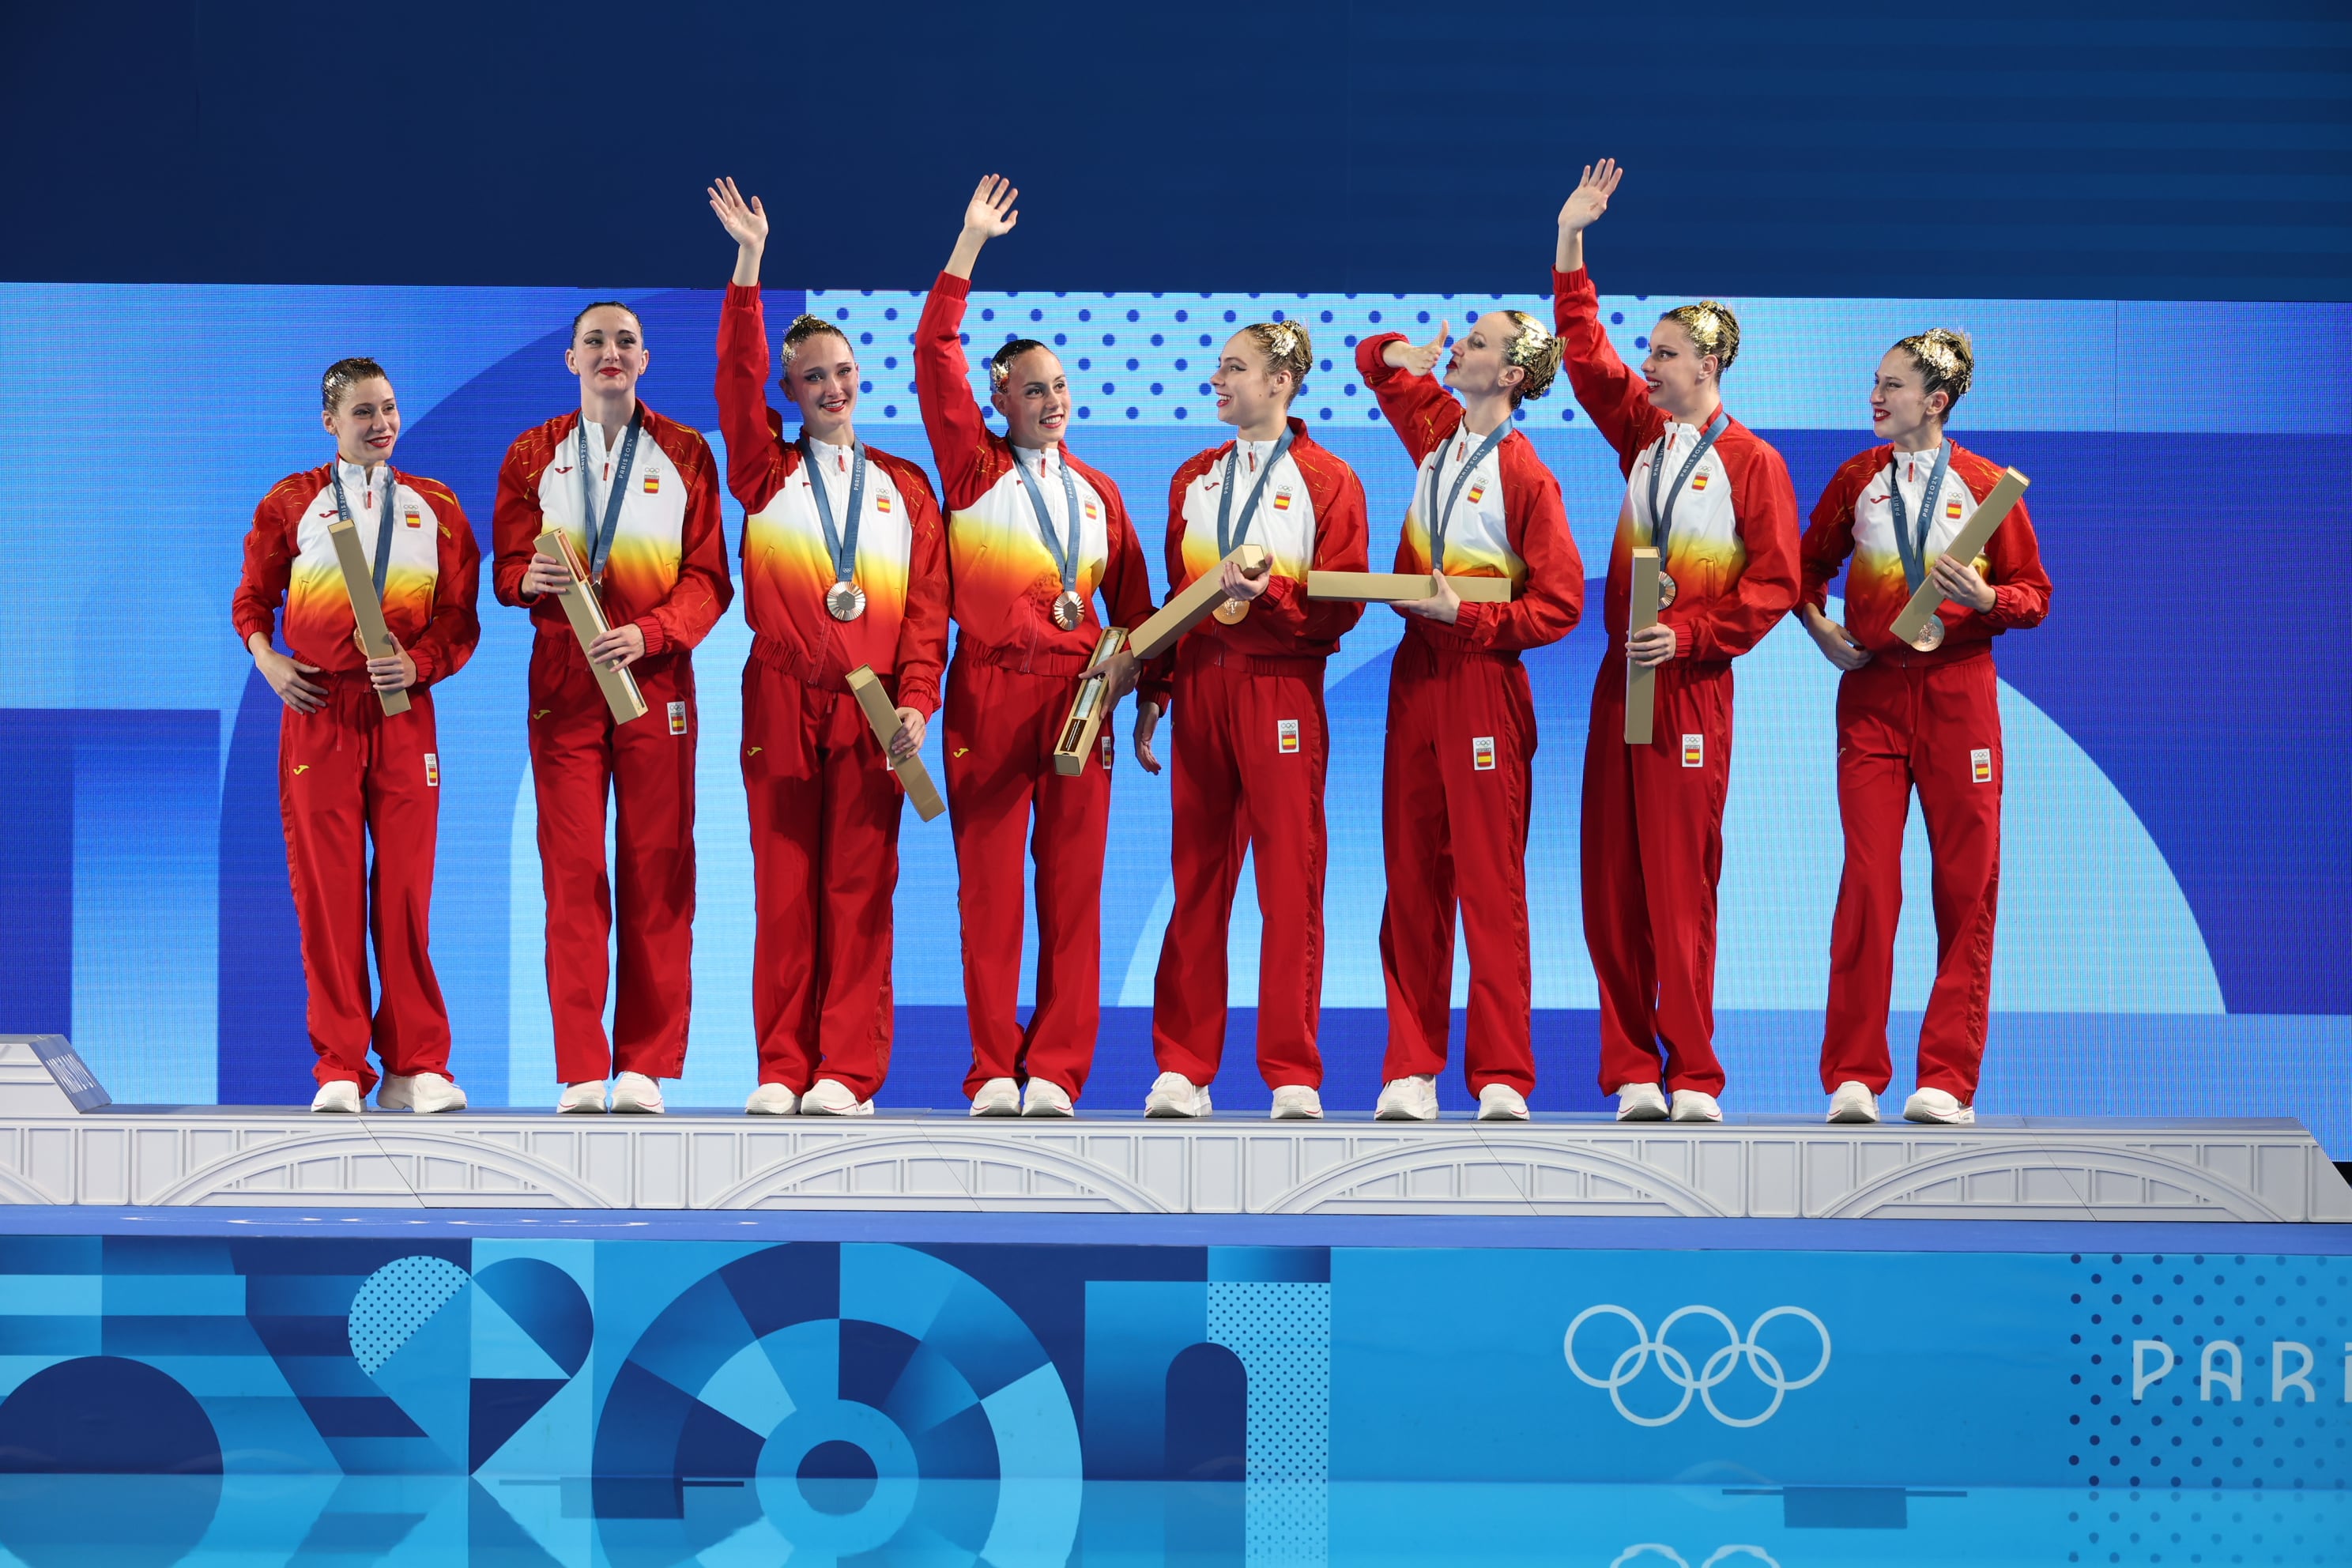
[1,1059,2343,1224]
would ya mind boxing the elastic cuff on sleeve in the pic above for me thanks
[634,616,669,658]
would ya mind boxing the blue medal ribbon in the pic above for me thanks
[578,409,644,581]
[330,462,401,601]
[1216,428,1297,556]
[1644,409,1731,566]
[1423,420,1511,567]
[1012,447,1083,600]
[801,435,868,593]
[1886,441,1955,593]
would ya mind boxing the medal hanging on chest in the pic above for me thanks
[578,410,644,588]
[1012,448,1091,631]
[1212,428,1296,624]
[1886,443,1956,653]
[1644,409,1728,610]
[804,436,870,622]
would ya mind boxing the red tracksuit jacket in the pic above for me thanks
[233,460,482,684]
[1551,268,1799,659]
[718,285,948,710]
[913,272,1157,649]
[1354,332,1585,650]
[1801,441,2051,651]
[490,403,733,651]
[1143,418,1370,707]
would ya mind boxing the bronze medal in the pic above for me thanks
[1909,616,1946,653]
[825,582,868,622]
[1213,597,1251,625]
[1656,568,1679,610]
[1051,589,1085,631]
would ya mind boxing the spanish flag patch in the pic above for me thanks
[1272,490,1294,511]
[876,495,892,513]
[1468,483,1487,505]
[1947,498,1963,519]
[643,471,660,495]
[1690,473,1709,492]
[404,507,422,529]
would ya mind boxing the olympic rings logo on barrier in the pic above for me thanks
[1564,1305,1833,1428]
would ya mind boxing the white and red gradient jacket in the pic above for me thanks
[232,460,482,688]
[1802,440,2051,658]
[1552,268,1800,663]
[717,285,948,714]
[1355,332,1585,655]
[913,272,1156,665]
[1139,416,1370,714]
[491,402,733,657]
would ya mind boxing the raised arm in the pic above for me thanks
[914,175,1021,506]
[1355,323,1464,466]
[708,177,790,510]
[1551,160,1654,460]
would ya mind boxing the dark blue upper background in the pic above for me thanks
[5,0,2345,299]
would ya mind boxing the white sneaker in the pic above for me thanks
[1669,1089,1723,1123]
[310,1080,363,1114]
[1269,1085,1323,1120]
[799,1078,873,1117]
[1144,1071,1212,1118]
[1374,1075,1439,1121]
[380,1072,467,1114]
[1614,1082,1668,1121]
[610,1072,664,1114]
[557,1080,609,1114]
[1477,1084,1531,1121]
[744,1083,801,1116]
[969,1077,1021,1117]
[1021,1079,1075,1118]
[1904,1087,1975,1125]
[1826,1081,1880,1124]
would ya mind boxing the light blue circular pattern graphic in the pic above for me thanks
[594,1242,1080,1566]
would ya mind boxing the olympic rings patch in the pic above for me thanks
[1563,1305,1833,1428]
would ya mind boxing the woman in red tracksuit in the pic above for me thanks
[232,357,481,1113]
[1354,314,1585,1121]
[493,302,733,1116]
[913,175,1157,1118]
[1129,321,1370,1121]
[1553,159,1801,1124]
[709,177,949,1117]
[1799,330,2051,1125]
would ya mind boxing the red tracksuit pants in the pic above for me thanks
[527,634,698,1085]
[1820,650,2003,1102]
[1378,639,1537,1095]
[944,644,1113,1100]
[1152,646,1329,1091]
[278,675,451,1092]
[1581,655,1734,1096]
[741,654,905,1100]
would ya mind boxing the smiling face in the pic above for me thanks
[1443,311,1528,404]
[1871,346,1949,448]
[782,327,860,443]
[990,348,1071,448]
[1212,331,1295,431]
[567,306,648,405]
[322,377,401,467]
[1640,319,1718,420]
